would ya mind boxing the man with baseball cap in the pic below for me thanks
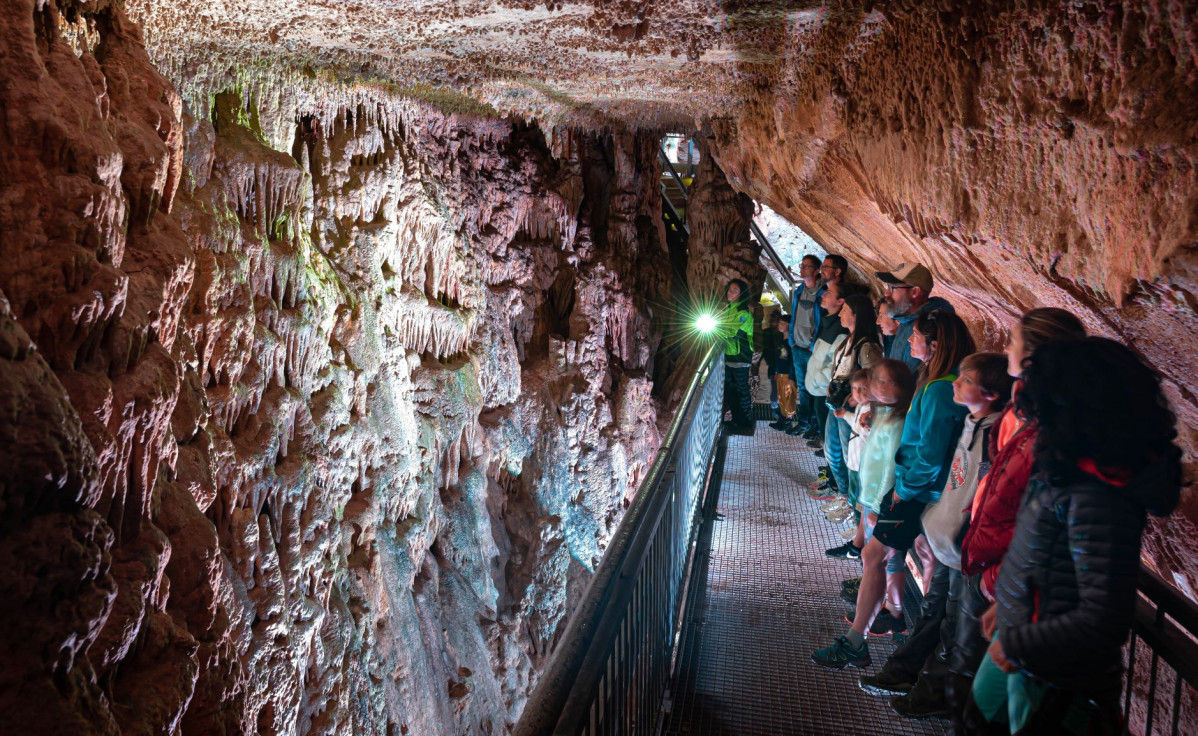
[875,262,955,373]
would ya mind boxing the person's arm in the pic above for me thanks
[999,488,1145,676]
[895,381,965,501]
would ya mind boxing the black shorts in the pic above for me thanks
[872,488,926,552]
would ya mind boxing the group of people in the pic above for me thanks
[717,257,1182,735]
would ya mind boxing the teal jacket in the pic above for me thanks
[894,375,969,503]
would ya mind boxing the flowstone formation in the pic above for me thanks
[1,1,685,733]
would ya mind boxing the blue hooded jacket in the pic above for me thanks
[888,296,955,373]
[788,280,826,350]
[894,375,969,504]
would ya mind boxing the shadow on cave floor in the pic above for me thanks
[661,412,947,736]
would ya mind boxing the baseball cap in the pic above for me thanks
[876,262,933,292]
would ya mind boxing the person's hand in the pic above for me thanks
[833,408,846,418]
[860,409,873,429]
[980,603,998,639]
[988,636,1019,674]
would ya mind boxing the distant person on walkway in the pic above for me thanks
[967,338,1180,735]
[769,315,799,432]
[876,262,954,373]
[763,310,783,418]
[812,309,975,670]
[788,255,825,433]
[720,278,755,435]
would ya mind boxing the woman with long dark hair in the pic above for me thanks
[818,293,885,521]
[968,338,1180,734]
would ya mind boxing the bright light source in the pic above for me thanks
[695,313,717,334]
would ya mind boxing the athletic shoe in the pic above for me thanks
[813,448,825,458]
[839,525,858,540]
[821,498,849,513]
[890,693,952,719]
[811,636,871,670]
[825,507,854,524]
[769,418,791,431]
[786,422,807,436]
[807,470,830,489]
[859,671,916,698]
[826,542,861,559]
[805,487,838,501]
[840,577,862,592]
[841,587,859,605]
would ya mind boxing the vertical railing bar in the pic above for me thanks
[1146,652,1160,735]
[1169,668,1181,736]
[1124,635,1138,736]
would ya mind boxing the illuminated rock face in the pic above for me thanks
[0,3,681,733]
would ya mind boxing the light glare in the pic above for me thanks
[695,313,717,334]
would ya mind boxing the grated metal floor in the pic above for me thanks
[661,411,948,736]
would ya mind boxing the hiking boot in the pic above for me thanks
[841,587,859,605]
[802,427,821,441]
[769,418,791,431]
[786,422,807,436]
[890,693,952,719]
[841,577,862,592]
[811,636,871,670]
[826,542,862,560]
[859,670,916,698]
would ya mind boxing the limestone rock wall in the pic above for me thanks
[0,2,676,733]
[706,1,1198,595]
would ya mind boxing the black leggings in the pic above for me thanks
[724,365,753,426]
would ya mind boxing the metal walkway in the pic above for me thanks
[661,417,948,736]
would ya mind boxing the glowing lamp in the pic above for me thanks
[695,313,717,334]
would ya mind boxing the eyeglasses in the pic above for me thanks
[884,284,913,292]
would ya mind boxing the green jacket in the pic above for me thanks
[719,304,754,364]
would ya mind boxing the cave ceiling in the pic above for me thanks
[127,0,811,125]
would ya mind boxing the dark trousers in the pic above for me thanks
[792,346,813,420]
[948,573,993,730]
[724,365,753,426]
[882,561,952,683]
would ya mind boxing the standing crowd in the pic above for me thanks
[716,256,1181,735]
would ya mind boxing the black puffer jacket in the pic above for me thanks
[994,457,1179,699]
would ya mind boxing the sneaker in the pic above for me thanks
[890,693,951,719]
[841,587,859,605]
[805,486,837,501]
[826,542,862,559]
[786,422,807,436]
[840,577,862,592]
[825,507,854,524]
[821,499,849,513]
[813,448,825,458]
[811,636,871,670]
[839,525,858,540]
[807,471,830,490]
[859,671,916,698]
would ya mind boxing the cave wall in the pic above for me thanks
[0,1,677,733]
[706,1,1198,595]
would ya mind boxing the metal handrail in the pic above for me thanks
[516,346,724,736]
[659,146,690,203]
[1121,566,1198,735]
[750,220,796,287]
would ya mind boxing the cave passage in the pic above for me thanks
[2,1,1197,735]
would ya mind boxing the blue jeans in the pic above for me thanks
[824,408,851,496]
[791,346,813,421]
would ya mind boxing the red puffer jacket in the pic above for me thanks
[959,405,1038,597]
